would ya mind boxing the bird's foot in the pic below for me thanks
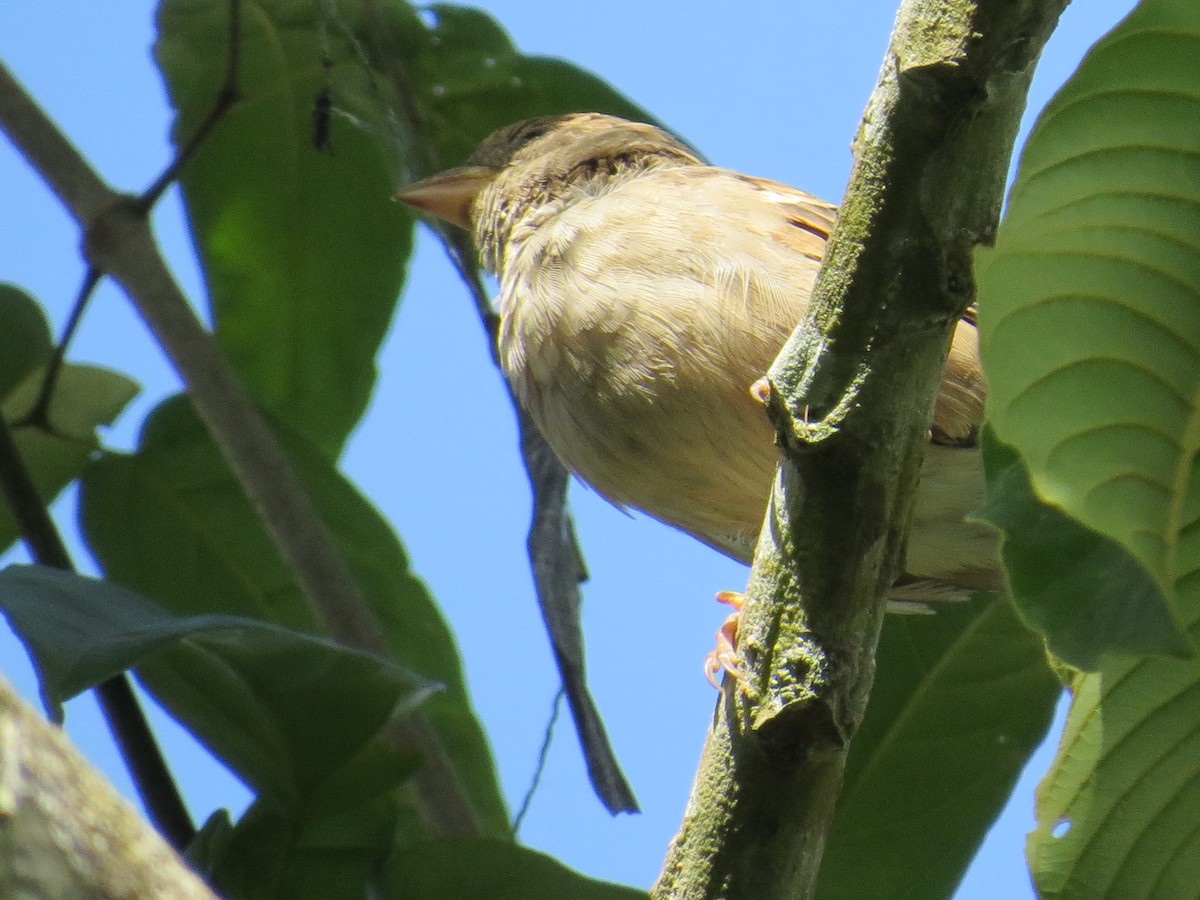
[750,377,772,406]
[704,590,746,688]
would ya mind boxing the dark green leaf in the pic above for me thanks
[80,394,509,836]
[816,594,1060,898]
[389,838,648,900]
[0,564,434,803]
[212,793,402,900]
[0,283,52,395]
[978,432,1187,669]
[0,563,216,717]
[136,627,432,804]
[184,809,235,880]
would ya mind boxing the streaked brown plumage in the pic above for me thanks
[397,113,1000,599]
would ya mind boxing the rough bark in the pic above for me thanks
[0,676,218,899]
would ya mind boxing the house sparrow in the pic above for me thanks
[397,113,1000,606]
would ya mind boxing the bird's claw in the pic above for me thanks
[704,590,746,688]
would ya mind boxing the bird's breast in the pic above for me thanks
[495,201,802,560]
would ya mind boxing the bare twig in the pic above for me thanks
[16,266,101,431]
[511,687,564,836]
[139,0,242,209]
[17,0,239,431]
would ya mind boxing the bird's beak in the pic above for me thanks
[393,165,497,230]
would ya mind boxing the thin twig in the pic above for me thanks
[139,0,242,209]
[0,414,196,851]
[511,687,564,836]
[19,0,240,431]
[16,266,101,431]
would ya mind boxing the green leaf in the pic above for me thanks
[816,594,1060,899]
[976,0,1200,664]
[5,364,140,446]
[0,565,434,802]
[0,283,53,395]
[0,285,139,554]
[155,0,415,457]
[0,562,436,897]
[79,394,509,837]
[211,793,404,900]
[388,838,648,900]
[0,562,208,717]
[975,2,1200,894]
[978,431,1185,669]
[415,5,661,166]
[184,809,235,880]
[1027,568,1200,899]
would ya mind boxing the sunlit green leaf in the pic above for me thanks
[977,0,1200,665]
[155,0,414,457]
[975,0,1200,895]
[0,284,138,553]
[1028,576,1200,899]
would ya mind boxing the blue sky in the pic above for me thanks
[0,2,1137,895]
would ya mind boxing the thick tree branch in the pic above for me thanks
[0,61,479,837]
[0,675,218,899]
[655,1,1068,897]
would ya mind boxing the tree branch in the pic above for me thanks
[0,675,218,899]
[0,60,479,837]
[655,1,1068,896]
